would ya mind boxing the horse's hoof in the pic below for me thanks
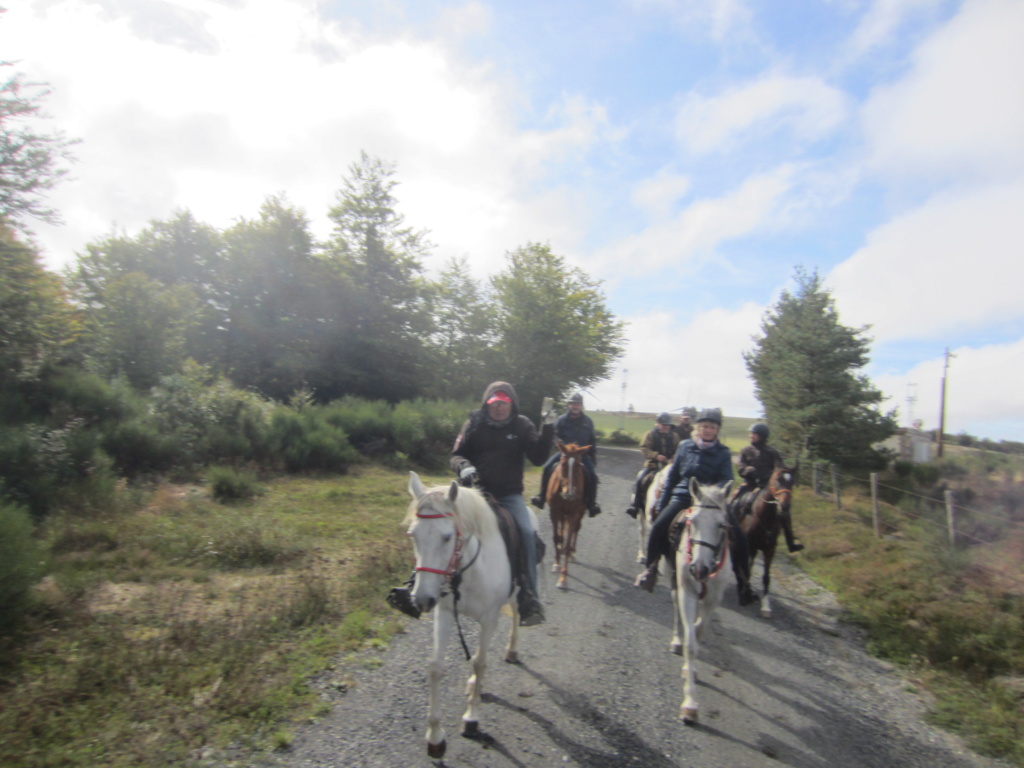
[557,578,568,590]
[504,650,519,664]
[462,720,480,738]
[427,739,447,758]
[637,555,646,564]
[681,707,699,724]
[670,643,682,656]
[760,607,772,618]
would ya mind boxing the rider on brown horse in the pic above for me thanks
[531,392,601,517]
[625,412,679,519]
[733,423,804,553]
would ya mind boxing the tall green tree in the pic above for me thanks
[0,62,77,233]
[322,152,433,402]
[423,256,496,402]
[743,267,896,468]
[490,242,625,417]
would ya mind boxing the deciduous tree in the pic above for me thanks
[490,242,625,417]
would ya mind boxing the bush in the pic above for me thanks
[207,466,264,503]
[391,399,466,470]
[606,428,639,446]
[0,502,41,632]
[269,409,359,474]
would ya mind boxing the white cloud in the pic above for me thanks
[4,0,607,270]
[595,165,797,275]
[828,180,1024,341]
[587,302,765,417]
[845,0,948,58]
[675,73,850,154]
[630,169,691,221]
[872,338,1024,441]
[862,0,1024,183]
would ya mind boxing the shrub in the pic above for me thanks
[606,428,639,446]
[0,502,41,632]
[391,399,466,470]
[269,409,359,474]
[207,466,264,503]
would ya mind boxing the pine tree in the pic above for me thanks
[744,267,896,468]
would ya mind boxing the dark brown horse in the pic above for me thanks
[734,464,797,618]
[545,441,591,590]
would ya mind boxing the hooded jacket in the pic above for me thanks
[450,381,554,498]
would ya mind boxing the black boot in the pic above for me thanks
[783,518,804,552]
[518,592,545,626]
[634,565,657,592]
[624,505,638,519]
[386,574,421,619]
[530,495,545,509]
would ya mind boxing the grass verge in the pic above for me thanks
[0,466,449,768]
[794,486,1024,765]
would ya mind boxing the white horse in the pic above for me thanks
[406,472,521,759]
[670,477,732,724]
[637,464,670,563]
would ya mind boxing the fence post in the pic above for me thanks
[813,463,821,496]
[945,489,956,546]
[870,472,880,538]
[831,464,841,510]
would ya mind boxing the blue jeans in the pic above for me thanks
[497,494,539,598]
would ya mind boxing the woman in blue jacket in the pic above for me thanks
[634,408,755,606]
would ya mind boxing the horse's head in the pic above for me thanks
[684,478,733,582]
[767,464,797,510]
[406,472,462,614]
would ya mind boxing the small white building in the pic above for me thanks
[880,427,934,463]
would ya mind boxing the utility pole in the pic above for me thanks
[937,348,955,457]
[905,382,918,427]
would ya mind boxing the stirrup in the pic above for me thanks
[386,586,421,619]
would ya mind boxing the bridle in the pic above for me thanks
[413,501,481,660]
[681,504,729,598]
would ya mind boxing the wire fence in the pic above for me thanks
[808,462,1023,549]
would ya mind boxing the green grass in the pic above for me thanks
[590,410,758,454]
[0,465,448,768]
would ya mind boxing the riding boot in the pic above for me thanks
[783,518,805,552]
[531,465,551,509]
[585,483,601,517]
[517,590,545,626]
[386,572,421,619]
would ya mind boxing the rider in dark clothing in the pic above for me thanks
[625,412,679,519]
[634,408,756,606]
[735,423,804,552]
[388,381,555,626]
[531,392,601,517]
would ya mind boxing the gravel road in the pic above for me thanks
[234,447,1009,768]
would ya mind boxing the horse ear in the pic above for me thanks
[409,472,427,500]
[448,481,460,504]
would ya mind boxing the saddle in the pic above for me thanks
[485,495,545,596]
[666,507,691,558]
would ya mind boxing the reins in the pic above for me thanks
[414,505,482,661]
[681,507,730,599]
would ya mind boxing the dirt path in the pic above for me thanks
[227,447,1008,768]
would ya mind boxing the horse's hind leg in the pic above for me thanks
[426,610,453,757]
[504,600,520,664]
[670,578,683,656]
[463,610,497,738]
[679,588,701,723]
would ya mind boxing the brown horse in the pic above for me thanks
[733,464,797,618]
[545,441,591,590]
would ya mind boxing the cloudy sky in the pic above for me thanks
[5,0,1023,441]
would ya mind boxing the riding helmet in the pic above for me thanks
[656,412,673,425]
[751,423,770,439]
[695,407,722,425]
[568,392,584,404]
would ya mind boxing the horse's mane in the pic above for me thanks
[405,484,501,542]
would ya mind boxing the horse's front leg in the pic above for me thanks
[426,608,454,758]
[556,517,570,589]
[760,546,775,618]
[550,512,564,574]
[636,511,647,563]
[463,607,498,738]
[679,585,702,723]
[669,567,683,656]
